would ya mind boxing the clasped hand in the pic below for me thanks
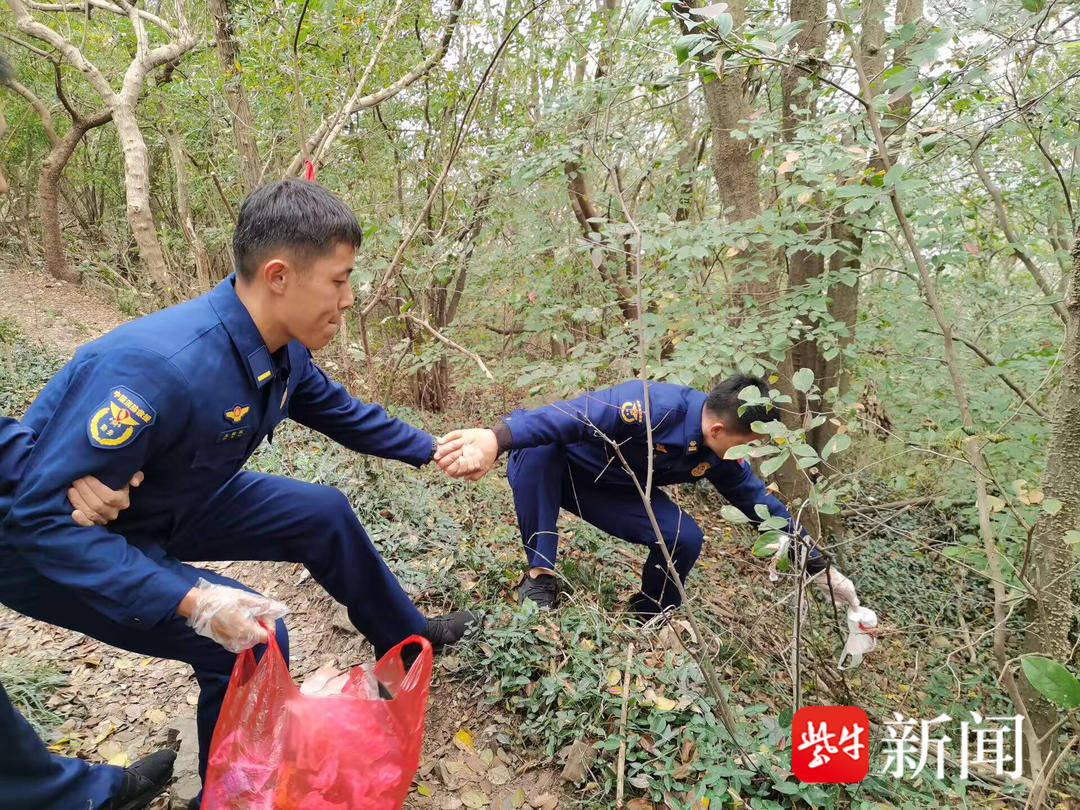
[434,428,498,481]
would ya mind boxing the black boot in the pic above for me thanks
[394,611,484,672]
[422,610,484,651]
[516,572,558,608]
[99,749,176,810]
[625,591,665,625]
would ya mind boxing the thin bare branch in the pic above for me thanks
[399,313,494,381]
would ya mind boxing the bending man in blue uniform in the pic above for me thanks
[436,376,861,618]
[0,416,176,810]
[0,179,480,808]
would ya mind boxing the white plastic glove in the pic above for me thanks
[184,578,289,653]
[838,606,878,669]
[808,567,860,609]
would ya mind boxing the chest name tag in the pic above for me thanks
[217,428,249,444]
[87,386,156,449]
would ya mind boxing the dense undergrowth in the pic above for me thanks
[2,325,1076,808]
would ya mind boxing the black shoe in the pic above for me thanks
[625,591,665,625]
[422,610,484,652]
[99,749,176,810]
[516,572,558,608]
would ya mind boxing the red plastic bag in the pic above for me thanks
[201,633,433,810]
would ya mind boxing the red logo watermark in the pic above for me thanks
[791,706,869,783]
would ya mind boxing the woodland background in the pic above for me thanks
[1,0,1079,807]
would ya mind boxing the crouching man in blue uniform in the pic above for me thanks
[0,179,480,809]
[1,416,178,810]
[436,376,861,619]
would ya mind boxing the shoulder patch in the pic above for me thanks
[691,462,711,477]
[87,386,156,450]
[620,400,643,424]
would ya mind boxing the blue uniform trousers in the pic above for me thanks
[0,471,425,809]
[508,444,704,609]
[0,681,123,809]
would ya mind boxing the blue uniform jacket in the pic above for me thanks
[501,380,804,536]
[0,416,33,497]
[0,276,435,629]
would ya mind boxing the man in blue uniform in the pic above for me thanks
[0,416,176,810]
[436,376,861,618]
[0,179,479,808]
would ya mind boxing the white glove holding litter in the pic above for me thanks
[838,605,878,670]
[808,567,860,609]
[184,578,289,653]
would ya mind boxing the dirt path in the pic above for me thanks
[0,269,127,355]
[0,266,562,810]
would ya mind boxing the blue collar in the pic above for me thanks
[683,389,707,454]
[208,274,290,389]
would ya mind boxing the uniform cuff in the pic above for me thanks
[490,420,512,456]
[132,571,197,628]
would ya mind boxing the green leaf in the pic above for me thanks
[760,451,789,478]
[1042,498,1063,515]
[1065,530,1080,551]
[738,384,765,402]
[761,515,789,530]
[1021,0,1047,11]
[674,34,702,63]
[1021,657,1080,709]
[750,419,785,436]
[752,534,780,557]
[792,367,814,392]
[820,432,851,460]
[721,505,750,524]
[723,443,754,461]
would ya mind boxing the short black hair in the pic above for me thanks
[705,374,772,433]
[232,179,363,281]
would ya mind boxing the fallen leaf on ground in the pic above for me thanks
[453,727,475,752]
[460,789,489,808]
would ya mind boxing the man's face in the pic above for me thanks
[279,241,356,350]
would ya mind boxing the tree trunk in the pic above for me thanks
[773,0,828,515]
[6,0,197,294]
[701,0,759,224]
[112,105,170,293]
[208,0,261,192]
[165,124,211,290]
[38,117,109,282]
[1021,227,1080,764]
[699,0,777,316]
[565,160,640,321]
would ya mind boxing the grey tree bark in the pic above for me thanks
[5,0,198,295]
[208,0,262,193]
[1021,227,1080,766]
